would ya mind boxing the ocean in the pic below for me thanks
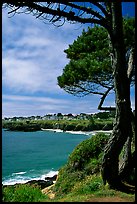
[2,128,90,185]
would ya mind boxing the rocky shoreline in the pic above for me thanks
[3,174,58,190]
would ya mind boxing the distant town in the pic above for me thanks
[3,111,115,122]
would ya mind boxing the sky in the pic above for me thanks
[2,2,135,118]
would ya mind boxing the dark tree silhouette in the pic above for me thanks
[57,19,135,111]
[2,2,135,192]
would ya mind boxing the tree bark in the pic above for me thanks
[119,110,135,184]
[101,2,133,190]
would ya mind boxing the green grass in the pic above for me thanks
[38,174,135,202]
[2,184,47,202]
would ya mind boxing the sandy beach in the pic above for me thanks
[41,128,112,136]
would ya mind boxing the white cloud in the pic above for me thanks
[2,91,135,118]
[2,94,69,104]
[2,8,85,95]
[3,57,43,92]
[2,94,100,118]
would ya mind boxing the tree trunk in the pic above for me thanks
[119,111,135,184]
[101,3,133,190]
[119,150,135,185]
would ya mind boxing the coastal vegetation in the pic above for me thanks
[2,112,114,132]
[2,178,135,202]
[53,133,110,195]
[2,175,135,202]
[2,133,135,202]
[2,121,41,132]
[2,184,46,202]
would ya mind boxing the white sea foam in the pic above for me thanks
[42,128,112,136]
[66,130,90,135]
[2,170,59,186]
[45,170,59,177]
[66,130,112,135]
[12,171,26,175]
[2,178,31,186]
[40,170,59,180]
[42,128,90,135]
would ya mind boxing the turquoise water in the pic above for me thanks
[2,129,90,185]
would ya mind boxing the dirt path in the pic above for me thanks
[42,184,135,202]
[85,196,135,202]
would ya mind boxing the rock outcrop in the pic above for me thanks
[25,179,53,189]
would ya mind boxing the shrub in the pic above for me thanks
[54,133,110,196]
[2,184,46,202]
[41,121,54,129]
[73,175,103,195]
[63,123,76,131]
[74,124,85,131]
[68,133,109,170]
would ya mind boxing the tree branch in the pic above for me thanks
[64,83,104,97]
[3,1,109,28]
[98,86,115,111]
[91,2,109,18]
[64,2,105,20]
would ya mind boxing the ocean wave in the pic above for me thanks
[12,171,26,175]
[44,170,59,178]
[2,169,58,186]
[2,178,31,186]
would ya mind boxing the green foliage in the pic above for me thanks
[2,117,114,132]
[2,184,46,202]
[65,26,109,60]
[2,185,15,202]
[84,156,102,175]
[54,166,85,195]
[68,133,109,170]
[63,122,77,131]
[40,120,54,129]
[57,25,112,96]
[123,18,135,49]
[2,121,41,131]
[57,18,135,96]
[53,173,135,201]
[93,111,113,119]
[54,133,110,196]
[73,175,103,195]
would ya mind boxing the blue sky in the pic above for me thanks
[2,2,135,118]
